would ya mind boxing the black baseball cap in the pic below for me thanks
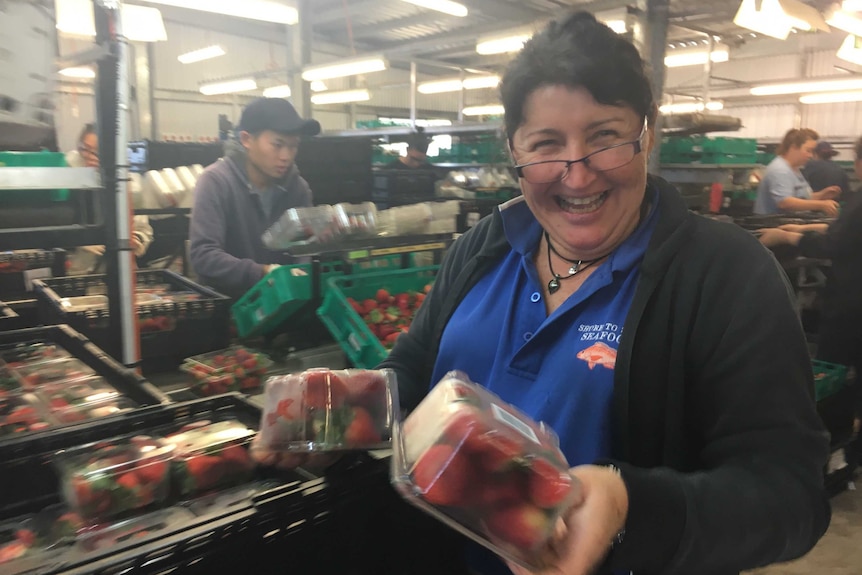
[238,97,321,136]
[814,140,839,158]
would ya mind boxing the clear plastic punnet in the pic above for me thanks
[256,368,397,452]
[13,358,97,389]
[390,371,581,570]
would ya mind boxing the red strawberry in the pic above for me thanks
[117,472,140,490]
[528,457,573,509]
[221,445,253,470]
[345,371,387,408]
[240,377,259,390]
[241,358,258,370]
[136,460,167,484]
[15,529,36,547]
[348,297,363,314]
[186,455,225,491]
[303,370,348,410]
[213,355,226,366]
[376,289,391,304]
[483,502,550,551]
[475,432,523,473]
[343,406,382,445]
[412,444,471,507]
[479,472,528,510]
[362,299,377,315]
[442,411,485,448]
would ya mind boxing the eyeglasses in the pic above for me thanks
[78,144,99,160]
[513,117,648,184]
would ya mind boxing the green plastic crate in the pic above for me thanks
[316,266,438,369]
[0,151,70,202]
[232,262,344,339]
[812,360,850,402]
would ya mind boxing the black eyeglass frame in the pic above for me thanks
[513,116,649,183]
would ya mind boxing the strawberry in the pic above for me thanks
[362,299,377,315]
[221,445,253,470]
[475,432,523,473]
[345,371,387,408]
[412,443,471,507]
[483,502,550,551]
[240,377,259,390]
[423,284,433,294]
[348,297,364,314]
[213,355,226,366]
[528,457,573,509]
[117,472,140,490]
[15,529,36,547]
[376,288,391,304]
[343,406,382,445]
[479,472,527,510]
[241,358,258,370]
[185,455,225,491]
[136,460,167,484]
[303,370,348,410]
[442,411,485,448]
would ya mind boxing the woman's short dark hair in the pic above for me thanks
[78,122,96,144]
[500,11,656,142]
[776,128,818,156]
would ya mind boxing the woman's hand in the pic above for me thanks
[758,228,802,248]
[507,465,628,575]
[816,200,839,217]
[778,223,829,234]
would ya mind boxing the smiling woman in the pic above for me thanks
[380,10,831,575]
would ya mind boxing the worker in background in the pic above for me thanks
[65,123,153,274]
[754,128,841,217]
[383,131,435,170]
[802,140,852,201]
[759,133,862,461]
[189,97,320,298]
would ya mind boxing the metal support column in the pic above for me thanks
[288,0,313,118]
[94,0,139,368]
[410,61,417,128]
[635,0,670,174]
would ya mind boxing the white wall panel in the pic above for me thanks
[719,105,798,139]
[54,91,96,153]
[154,99,233,140]
[802,102,862,140]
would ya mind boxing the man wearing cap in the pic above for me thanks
[802,140,852,201]
[190,97,320,298]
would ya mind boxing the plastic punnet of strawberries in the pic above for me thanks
[346,283,432,350]
[391,371,581,570]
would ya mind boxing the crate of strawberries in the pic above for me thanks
[255,368,397,453]
[317,266,436,369]
[391,371,580,570]
[181,346,273,396]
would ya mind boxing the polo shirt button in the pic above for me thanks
[523,332,533,341]
[530,292,541,303]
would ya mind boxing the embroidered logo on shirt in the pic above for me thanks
[577,342,617,370]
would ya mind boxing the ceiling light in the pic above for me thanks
[604,19,628,34]
[844,0,862,11]
[55,0,167,42]
[659,101,724,114]
[311,89,371,105]
[177,45,225,64]
[800,90,862,104]
[664,44,730,68]
[733,0,794,40]
[400,0,468,17]
[310,81,328,92]
[826,8,862,36]
[301,56,388,82]
[135,0,297,25]
[476,32,533,55]
[751,78,862,95]
[595,7,632,34]
[262,85,292,98]
[462,104,505,116]
[199,78,257,95]
[837,34,862,65]
[417,75,500,94]
[59,67,96,79]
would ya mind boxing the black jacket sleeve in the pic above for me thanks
[798,191,862,259]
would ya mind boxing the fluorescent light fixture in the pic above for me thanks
[199,78,257,95]
[262,85,292,98]
[800,90,862,104]
[135,0,297,25]
[302,56,388,82]
[59,67,96,79]
[400,0,468,17]
[595,7,632,34]
[664,44,730,68]
[734,0,830,40]
[837,34,862,65]
[178,45,225,64]
[659,101,724,114]
[462,104,505,116]
[417,75,500,94]
[826,8,862,37]
[310,81,328,92]
[476,33,532,55]
[751,78,862,95]
[844,0,862,11]
[55,0,167,42]
[604,19,628,33]
[311,89,371,105]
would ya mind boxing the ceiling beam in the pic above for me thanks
[317,13,456,38]
[312,0,381,25]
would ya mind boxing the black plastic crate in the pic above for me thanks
[34,270,231,371]
[0,325,170,452]
[0,394,434,575]
[0,300,21,330]
[372,168,439,209]
[0,249,67,299]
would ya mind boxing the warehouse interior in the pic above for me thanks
[2,0,862,573]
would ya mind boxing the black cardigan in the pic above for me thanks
[381,175,830,575]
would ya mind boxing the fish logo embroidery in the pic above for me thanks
[577,342,617,370]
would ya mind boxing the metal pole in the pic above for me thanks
[635,0,670,174]
[410,61,417,128]
[94,0,139,368]
[147,42,158,140]
[458,68,465,123]
[702,36,714,106]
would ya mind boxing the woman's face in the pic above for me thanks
[510,85,653,261]
[786,138,816,169]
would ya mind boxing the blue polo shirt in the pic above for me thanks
[431,194,657,575]
[432,190,659,465]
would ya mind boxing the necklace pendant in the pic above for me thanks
[548,277,561,294]
[568,265,578,275]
